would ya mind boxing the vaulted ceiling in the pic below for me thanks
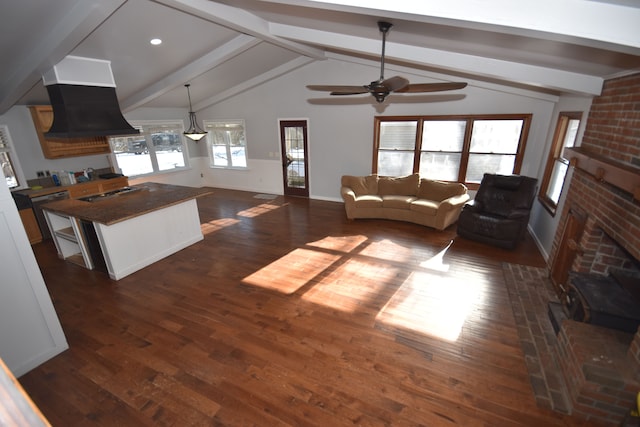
[1,0,639,115]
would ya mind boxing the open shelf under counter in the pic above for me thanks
[43,210,93,269]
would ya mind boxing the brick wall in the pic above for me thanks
[550,72,640,272]
[550,73,640,425]
[580,73,640,165]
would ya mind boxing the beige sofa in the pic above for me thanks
[340,173,469,230]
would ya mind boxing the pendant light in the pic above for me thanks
[183,84,207,141]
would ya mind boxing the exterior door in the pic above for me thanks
[279,120,309,197]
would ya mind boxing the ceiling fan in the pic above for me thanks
[307,21,467,103]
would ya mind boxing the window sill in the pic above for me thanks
[209,165,249,171]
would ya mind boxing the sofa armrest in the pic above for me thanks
[440,193,470,211]
[341,186,356,203]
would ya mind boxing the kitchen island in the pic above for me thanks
[42,182,213,280]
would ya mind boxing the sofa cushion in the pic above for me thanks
[418,179,466,202]
[342,174,378,196]
[382,195,416,209]
[410,199,439,216]
[353,195,383,208]
[377,173,420,196]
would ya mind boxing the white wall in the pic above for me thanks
[528,95,593,260]
[198,58,560,202]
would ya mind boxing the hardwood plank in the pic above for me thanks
[17,188,602,426]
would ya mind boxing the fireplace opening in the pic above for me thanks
[550,226,640,334]
[564,270,640,333]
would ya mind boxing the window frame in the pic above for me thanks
[373,114,531,189]
[204,119,249,170]
[0,125,27,190]
[108,120,190,178]
[538,111,582,216]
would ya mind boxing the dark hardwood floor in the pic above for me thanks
[18,189,596,426]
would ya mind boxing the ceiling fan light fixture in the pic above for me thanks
[306,21,467,103]
[183,84,207,142]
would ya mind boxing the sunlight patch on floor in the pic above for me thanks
[376,270,486,342]
[201,218,241,234]
[237,203,282,218]
[306,235,368,253]
[419,240,453,273]
[242,248,340,294]
[302,257,402,312]
[358,238,414,264]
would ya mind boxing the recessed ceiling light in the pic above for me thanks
[150,38,162,45]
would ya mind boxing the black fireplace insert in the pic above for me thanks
[563,271,640,333]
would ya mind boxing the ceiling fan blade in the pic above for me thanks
[396,82,468,93]
[306,85,368,94]
[381,76,410,92]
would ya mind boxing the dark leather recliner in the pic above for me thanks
[457,173,538,249]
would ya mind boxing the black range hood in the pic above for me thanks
[45,84,139,139]
[42,55,139,139]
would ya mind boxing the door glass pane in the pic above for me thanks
[469,120,522,153]
[379,121,418,150]
[378,151,414,176]
[419,152,461,181]
[465,154,516,183]
[111,134,153,176]
[284,126,305,188]
[152,130,185,171]
[422,120,465,151]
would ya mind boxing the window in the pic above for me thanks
[204,120,248,168]
[0,125,25,189]
[108,121,188,177]
[374,114,531,187]
[539,112,582,215]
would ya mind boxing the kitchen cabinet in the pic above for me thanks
[65,176,128,198]
[28,106,112,159]
[18,208,42,244]
[97,176,129,193]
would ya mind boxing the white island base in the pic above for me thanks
[94,199,203,280]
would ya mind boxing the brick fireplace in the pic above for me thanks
[549,73,640,424]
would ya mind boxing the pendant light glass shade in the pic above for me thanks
[183,84,207,141]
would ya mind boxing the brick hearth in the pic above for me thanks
[556,320,638,423]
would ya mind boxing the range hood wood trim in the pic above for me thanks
[29,106,112,159]
[564,146,640,200]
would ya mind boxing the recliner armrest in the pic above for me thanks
[461,199,482,212]
[505,208,532,220]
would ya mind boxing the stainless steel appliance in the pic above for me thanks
[31,190,69,239]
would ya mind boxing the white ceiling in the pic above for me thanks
[1,0,639,115]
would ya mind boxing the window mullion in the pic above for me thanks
[458,119,474,183]
[413,119,423,174]
[145,132,160,171]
